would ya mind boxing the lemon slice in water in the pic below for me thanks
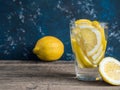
[71,19,107,67]
[78,24,102,57]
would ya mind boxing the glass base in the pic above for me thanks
[75,62,102,81]
[76,73,102,81]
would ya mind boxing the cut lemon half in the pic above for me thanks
[99,57,120,85]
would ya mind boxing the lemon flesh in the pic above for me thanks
[99,57,120,85]
[79,25,102,56]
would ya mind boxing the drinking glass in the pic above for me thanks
[70,20,108,81]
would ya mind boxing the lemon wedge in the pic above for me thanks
[99,57,120,85]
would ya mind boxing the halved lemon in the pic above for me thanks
[99,57,120,85]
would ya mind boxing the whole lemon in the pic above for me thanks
[33,36,64,61]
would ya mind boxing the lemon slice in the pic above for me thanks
[75,19,92,25]
[92,21,107,50]
[71,38,86,68]
[99,57,120,85]
[92,50,105,65]
[71,38,96,68]
[92,45,103,60]
[79,25,102,56]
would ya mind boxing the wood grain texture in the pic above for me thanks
[0,61,119,90]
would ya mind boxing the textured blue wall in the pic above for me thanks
[0,0,120,61]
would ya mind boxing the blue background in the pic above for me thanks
[0,0,120,61]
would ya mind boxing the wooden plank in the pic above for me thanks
[0,60,73,64]
[0,61,119,90]
[0,83,48,90]
[49,85,120,90]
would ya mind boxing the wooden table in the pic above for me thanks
[0,61,119,90]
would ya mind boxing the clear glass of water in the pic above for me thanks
[70,20,108,81]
